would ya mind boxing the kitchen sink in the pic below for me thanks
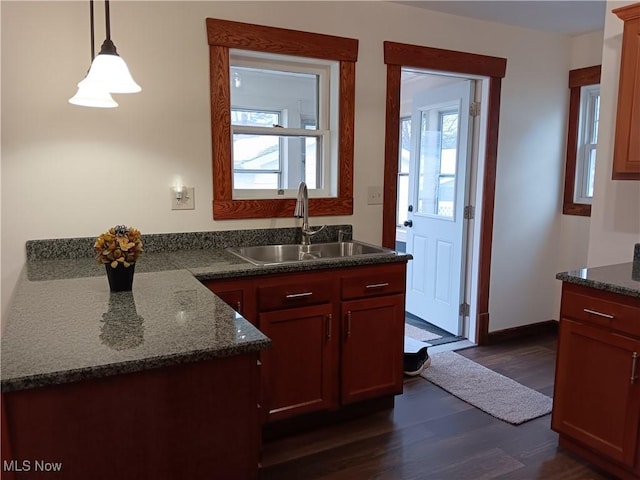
[226,240,395,266]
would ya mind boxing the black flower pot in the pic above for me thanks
[105,263,136,292]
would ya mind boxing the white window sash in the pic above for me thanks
[574,85,599,205]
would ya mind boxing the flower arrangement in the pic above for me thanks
[94,225,143,268]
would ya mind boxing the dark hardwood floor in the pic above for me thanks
[260,333,613,480]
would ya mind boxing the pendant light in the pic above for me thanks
[69,0,118,108]
[78,0,141,94]
[69,0,140,107]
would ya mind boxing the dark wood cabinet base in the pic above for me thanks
[2,355,260,480]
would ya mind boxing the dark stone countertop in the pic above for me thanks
[2,228,411,393]
[556,262,640,298]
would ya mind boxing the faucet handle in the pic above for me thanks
[304,224,327,238]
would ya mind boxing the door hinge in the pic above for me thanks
[470,101,481,117]
[464,205,475,220]
[459,303,470,317]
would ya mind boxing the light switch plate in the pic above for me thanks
[367,186,383,205]
[171,187,195,210]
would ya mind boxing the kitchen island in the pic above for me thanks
[553,262,640,480]
[1,227,411,479]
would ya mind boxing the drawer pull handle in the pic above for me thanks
[326,314,332,340]
[366,282,390,289]
[632,352,638,385]
[583,308,614,319]
[285,292,313,299]
[346,311,352,338]
[236,301,242,313]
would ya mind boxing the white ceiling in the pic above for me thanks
[396,1,606,36]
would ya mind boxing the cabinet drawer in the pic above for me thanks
[561,283,640,337]
[258,279,332,311]
[341,265,405,300]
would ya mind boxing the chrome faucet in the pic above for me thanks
[294,181,326,245]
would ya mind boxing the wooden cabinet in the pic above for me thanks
[612,2,640,180]
[260,303,336,421]
[2,354,261,480]
[341,295,405,404]
[340,264,406,404]
[203,277,256,324]
[202,261,407,424]
[553,283,640,480]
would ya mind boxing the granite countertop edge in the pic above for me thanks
[556,262,640,299]
[1,338,271,393]
[190,252,412,281]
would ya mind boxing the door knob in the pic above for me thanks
[403,220,413,228]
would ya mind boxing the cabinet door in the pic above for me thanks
[552,318,640,467]
[341,294,405,404]
[259,303,336,422]
[612,3,640,179]
[202,278,256,324]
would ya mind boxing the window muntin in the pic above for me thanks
[575,85,600,204]
[229,50,336,199]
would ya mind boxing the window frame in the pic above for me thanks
[563,65,601,217]
[206,18,358,220]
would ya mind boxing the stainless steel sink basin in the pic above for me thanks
[226,240,395,266]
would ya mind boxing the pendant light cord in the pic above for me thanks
[104,0,111,41]
[90,0,95,61]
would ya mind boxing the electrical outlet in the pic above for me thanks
[367,186,383,205]
[171,187,195,210]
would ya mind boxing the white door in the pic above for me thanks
[404,80,473,335]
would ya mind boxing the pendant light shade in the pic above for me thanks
[69,83,118,108]
[69,0,140,108]
[78,41,141,94]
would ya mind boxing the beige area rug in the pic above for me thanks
[404,323,442,342]
[421,351,552,425]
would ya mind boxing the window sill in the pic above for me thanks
[562,202,591,217]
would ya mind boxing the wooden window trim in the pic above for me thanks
[206,18,358,220]
[382,41,507,346]
[563,65,601,217]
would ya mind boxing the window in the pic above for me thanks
[575,85,600,203]
[206,18,358,220]
[229,51,336,198]
[563,65,601,216]
[415,104,460,220]
[231,108,283,189]
[397,116,411,227]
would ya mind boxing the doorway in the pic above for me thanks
[398,71,481,341]
[382,41,507,345]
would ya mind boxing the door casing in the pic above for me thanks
[382,41,507,345]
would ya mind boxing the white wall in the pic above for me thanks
[1,1,575,333]
[587,0,640,266]
[553,30,604,318]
